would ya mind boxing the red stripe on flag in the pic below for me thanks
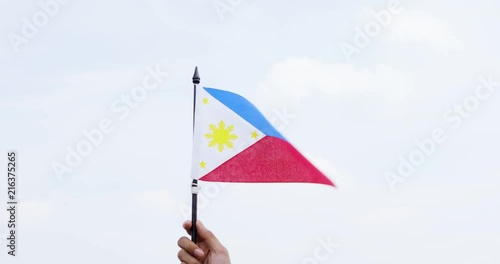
[200,136,335,186]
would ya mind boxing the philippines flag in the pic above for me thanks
[190,85,335,187]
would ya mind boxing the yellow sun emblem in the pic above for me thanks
[205,120,238,152]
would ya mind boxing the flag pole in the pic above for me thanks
[191,66,200,243]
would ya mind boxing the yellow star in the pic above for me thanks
[199,160,207,168]
[202,98,209,105]
[251,130,259,139]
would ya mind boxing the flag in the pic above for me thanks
[190,85,334,186]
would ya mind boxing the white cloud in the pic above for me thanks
[391,12,464,53]
[257,57,412,104]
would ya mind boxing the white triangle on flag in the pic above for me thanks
[191,85,264,180]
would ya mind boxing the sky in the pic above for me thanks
[1,0,500,263]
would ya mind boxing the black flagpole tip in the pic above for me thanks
[192,66,200,84]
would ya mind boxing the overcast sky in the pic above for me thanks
[1,0,500,263]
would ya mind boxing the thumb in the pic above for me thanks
[197,221,225,251]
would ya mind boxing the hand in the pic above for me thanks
[177,220,231,264]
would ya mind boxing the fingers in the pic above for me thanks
[183,220,192,236]
[195,221,226,251]
[182,220,227,252]
[177,249,201,264]
[177,236,204,259]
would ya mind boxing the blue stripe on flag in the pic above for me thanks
[204,87,285,140]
